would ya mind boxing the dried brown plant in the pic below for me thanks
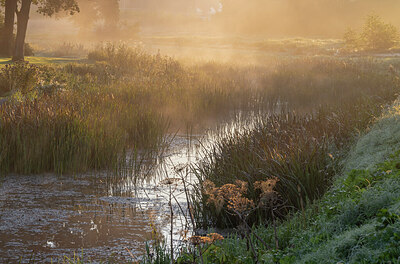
[254,177,280,207]
[203,179,254,215]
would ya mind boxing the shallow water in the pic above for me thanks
[0,113,259,263]
[0,134,204,263]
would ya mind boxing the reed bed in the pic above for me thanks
[1,44,399,179]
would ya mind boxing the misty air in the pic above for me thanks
[1,0,400,263]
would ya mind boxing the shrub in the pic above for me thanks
[344,15,399,51]
[52,42,86,57]
[0,62,68,97]
[343,27,360,49]
[361,15,399,51]
[0,62,40,95]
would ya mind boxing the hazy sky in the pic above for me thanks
[26,0,400,41]
[120,0,221,14]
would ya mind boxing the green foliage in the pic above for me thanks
[344,99,400,172]
[0,62,69,97]
[141,242,171,264]
[180,153,400,263]
[32,0,79,17]
[182,104,400,263]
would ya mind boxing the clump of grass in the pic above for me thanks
[0,89,167,174]
[51,42,87,58]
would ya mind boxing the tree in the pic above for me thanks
[0,0,17,57]
[0,5,3,28]
[343,27,360,49]
[1,0,79,61]
[343,14,399,51]
[361,14,399,51]
[73,0,137,40]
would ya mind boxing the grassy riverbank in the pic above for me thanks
[0,45,269,175]
[139,57,400,263]
[2,45,398,175]
[176,99,400,264]
[5,48,400,262]
[139,97,400,264]
[192,57,400,229]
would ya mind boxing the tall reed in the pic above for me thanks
[193,58,400,228]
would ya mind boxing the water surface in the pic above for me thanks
[0,134,203,263]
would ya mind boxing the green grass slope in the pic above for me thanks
[267,99,400,263]
[289,100,400,264]
[345,101,400,172]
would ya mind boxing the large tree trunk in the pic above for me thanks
[0,0,18,57]
[13,0,31,61]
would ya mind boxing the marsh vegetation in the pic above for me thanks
[2,43,400,262]
[2,1,400,263]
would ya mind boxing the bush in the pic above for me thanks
[344,15,399,51]
[51,42,86,57]
[0,62,40,95]
[361,15,399,51]
[343,27,360,49]
[0,62,66,97]
[24,42,34,56]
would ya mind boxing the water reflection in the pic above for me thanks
[0,113,258,263]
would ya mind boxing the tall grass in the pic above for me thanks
[0,89,167,174]
[193,58,400,228]
[1,45,399,178]
[0,44,263,175]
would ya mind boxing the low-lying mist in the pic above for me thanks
[20,0,400,64]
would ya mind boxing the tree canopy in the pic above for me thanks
[33,0,79,17]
